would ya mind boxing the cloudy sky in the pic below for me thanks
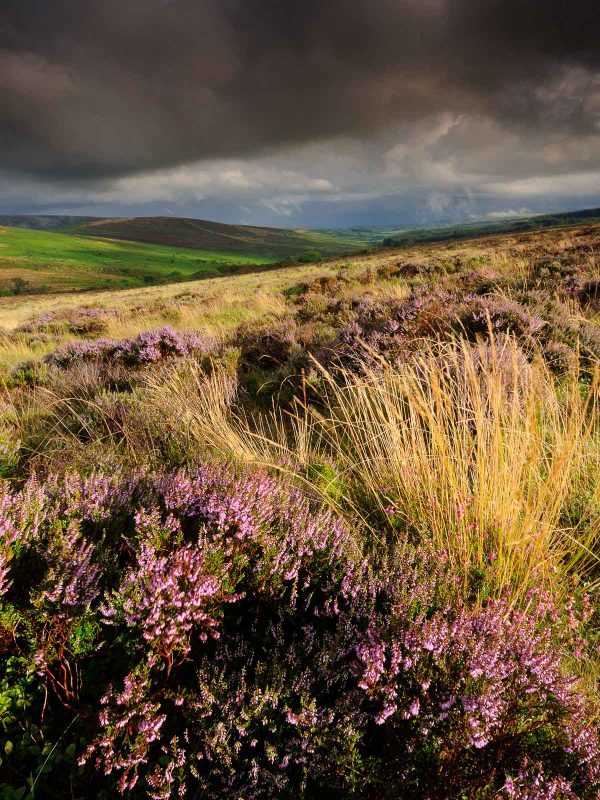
[1,0,599,227]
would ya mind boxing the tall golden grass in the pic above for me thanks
[147,338,599,602]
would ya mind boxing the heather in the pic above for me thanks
[0,466,597,798]
[0,225,599,798]
[43,325,217,369]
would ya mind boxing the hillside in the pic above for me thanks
[0,214,101,230]
[0,226,275,295]
[4,206,600,262]
[319,205,600,247]
[3,207,600,298]
[59,215,361,258]
[2,219,599,342]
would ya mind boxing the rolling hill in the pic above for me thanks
[0,217,362,296]
[56,216,362,258]
[2,206,600,297]
[318,206,600,247]
[0,226,279,295]
[0,214,101,231]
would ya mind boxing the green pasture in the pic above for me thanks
[0,226,273,294]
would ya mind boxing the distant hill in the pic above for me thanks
[3,206,600,298]
[0,226,282,296]
[58,216,360,259]
[5,206,600,257]
[0,215,101,231]
[318,206,600,248]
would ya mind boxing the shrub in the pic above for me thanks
[297,250,323,264]
[0,465,597,798]
[16,307,119,338]
[458,296,546,339]
[578,279,600,309]
[356,584,599,799]
[237,318,299,369]
[44,326,216,369]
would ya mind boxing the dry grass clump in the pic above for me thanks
[147,338,599,602]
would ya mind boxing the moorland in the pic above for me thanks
[0,221,598,798]
[2,205,600,297]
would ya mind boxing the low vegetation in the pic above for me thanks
[59,216,361,259]
[0,223,598,798]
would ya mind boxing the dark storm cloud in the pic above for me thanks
[0,0,598,180]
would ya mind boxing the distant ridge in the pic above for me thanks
[0,216,360,296]
[2,205,600,255]
[56,216,360,258]
[62,217,357,258]
[0,214,101,230]
[318,206,600,247]
[0,215,360,259]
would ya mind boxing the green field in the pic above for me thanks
[0,226,278,294]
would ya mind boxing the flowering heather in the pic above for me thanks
[460,296,546,339]
[39,520,100,611]
[103,537,226,660]
[352,292,545,347]
[356,590,599,797]
[15,310,57,332]
[0,511,16,597]
[44,325,216,368]
[0,463,597,799]
[15,307,120,342]
[17,307,118,331]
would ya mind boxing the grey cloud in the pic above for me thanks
[0,0,599,180]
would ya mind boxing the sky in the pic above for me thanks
[0,0,599,228]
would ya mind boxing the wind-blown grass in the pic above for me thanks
[147,338,599,602]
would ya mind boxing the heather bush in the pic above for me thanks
[392,259,443,279]
[458,266,506,294]
[44,325,216,369]
[309,288,595,377]
[303,274,347,296]
[0,465,361,796]
[524,295,600,371]
[543,340,579,374]
[577,279,600,309]
[324,290,469,370]
[237,317,299,369]
[296,297,358,336]
[295,291,338,321]
[457,296,546,340]
[0,464,598,798]
[356,586,598,798]
[15,307,119,343]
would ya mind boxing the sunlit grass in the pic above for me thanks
[146,339,599,604]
